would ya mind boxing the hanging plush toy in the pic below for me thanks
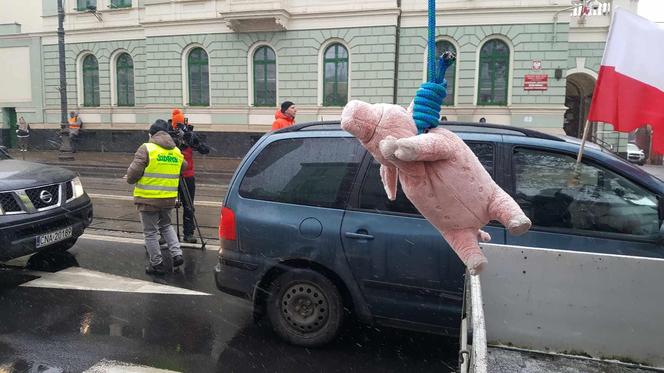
[341,100,531,274]
[340,0,531,274]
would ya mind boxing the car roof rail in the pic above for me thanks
[275,120,563,142]
[274,121,341,134]
[440,122,563,141]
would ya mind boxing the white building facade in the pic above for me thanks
[0,0,639,156]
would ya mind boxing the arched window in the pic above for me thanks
[435,40,456,106]
[188,47,209,106]
[478,39,509,106]
[82,54,100,107]
[323,43,349,106]
[253,46,277,107]
[116,53,134,107]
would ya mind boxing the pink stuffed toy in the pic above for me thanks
[341,100,531,274]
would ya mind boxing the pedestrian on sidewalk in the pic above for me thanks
[126,119,187,275]
[16,116,30,152]
[171,108,210,244]
[271,101,297,130]
[68,111,82,152]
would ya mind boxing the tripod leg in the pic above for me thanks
[175,198,181,242]
[180,176,206,249]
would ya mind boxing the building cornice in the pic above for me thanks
[568,26,610,43]
[29,4,608,45]
[0,33,35,41]
[402,5,590,27]
[41,26,146,45]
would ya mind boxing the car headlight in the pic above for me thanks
[72,177,85,199]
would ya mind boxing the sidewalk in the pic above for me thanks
[8,149,242,184]
[641,164,664,180]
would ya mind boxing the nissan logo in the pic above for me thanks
[39,190,53,204]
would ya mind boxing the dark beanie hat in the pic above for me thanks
[149,119,170,135]
[280,101,294,113]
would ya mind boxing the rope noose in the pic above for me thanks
[412,0,456,134]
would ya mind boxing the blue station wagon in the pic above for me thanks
[214,122,664,347]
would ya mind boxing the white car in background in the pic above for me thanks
[626,143,646,165]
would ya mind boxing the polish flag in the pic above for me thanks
[587,8,664,153]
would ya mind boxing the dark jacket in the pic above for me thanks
[271,110,295,130]
[126,131,187,211]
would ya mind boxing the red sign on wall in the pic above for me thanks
[524,74,548,91]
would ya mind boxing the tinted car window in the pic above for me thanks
[514,148,660,236]
[239,137,364,209]
[360,142,495,214]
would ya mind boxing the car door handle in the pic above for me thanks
[345,231,374,240]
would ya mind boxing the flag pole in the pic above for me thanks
[576,119,591,165]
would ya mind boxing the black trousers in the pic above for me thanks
[69,133,78,152]
[178,176,196,236]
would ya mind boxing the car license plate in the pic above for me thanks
[36,226,73,248]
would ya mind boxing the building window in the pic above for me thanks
[253,46,277,107]
[110,0,131,8]
[82,54,100,107]
[323,43,349,107]
[77,0,97,11]
[116,53,134,106]
[188,47,209,106]
[478,39,510,106]
[435,40,456,106]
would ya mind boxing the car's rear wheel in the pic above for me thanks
[267,269,343,347]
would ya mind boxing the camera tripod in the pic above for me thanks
[175,175,207,250]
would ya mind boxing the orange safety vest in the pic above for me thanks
[68,117,80,129]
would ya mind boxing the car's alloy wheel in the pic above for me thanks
[267,269,343,347]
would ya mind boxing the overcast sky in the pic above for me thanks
[637,0,664,23]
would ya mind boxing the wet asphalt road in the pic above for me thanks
[0,235,459,373]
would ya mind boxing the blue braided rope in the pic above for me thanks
[427,0,436,83]
[413,0,455,134]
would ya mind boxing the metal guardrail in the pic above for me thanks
[459,272,487,373]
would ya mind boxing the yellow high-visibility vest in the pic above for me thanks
[133,143,183,199]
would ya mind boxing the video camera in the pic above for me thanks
[167,118,210,154]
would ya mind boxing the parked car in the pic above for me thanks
[626,142,646,165]
[214,122,664,347]
[0,147,93,261]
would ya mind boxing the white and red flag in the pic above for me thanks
[587,8,664,152]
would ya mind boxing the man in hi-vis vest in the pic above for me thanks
[68,111,82,152]
[126,120,187,275]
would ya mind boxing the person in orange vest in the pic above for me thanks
[271,101,296,130]
[68,111,82,152]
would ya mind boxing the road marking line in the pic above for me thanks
[87,193,224,207]
[84,359,181,373]
[80,233,220,251]
[21,267,210,296]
